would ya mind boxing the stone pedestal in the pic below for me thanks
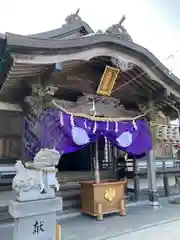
[10,149,62,240]
[9,197,62,240]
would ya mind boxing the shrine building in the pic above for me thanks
[0,11,180,214]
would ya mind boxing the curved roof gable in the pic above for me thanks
[2,13,180,104]
[5,32,180,90]
[29,10,94,39]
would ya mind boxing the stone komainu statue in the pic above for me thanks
[12,148,61,201]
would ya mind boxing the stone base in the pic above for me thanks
[9,197,62,240]
[148,191,160,208]
[169,196,180,205]
[148,191,159,202]
[15,188,55,202]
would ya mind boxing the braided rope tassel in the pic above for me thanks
[70,114,75,128]
[93,121,97,134]
[106,121,109,131]
[115,122,118,133]
[59,111,64,126]
[84,119,87,129]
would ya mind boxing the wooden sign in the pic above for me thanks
[96,66,120,96]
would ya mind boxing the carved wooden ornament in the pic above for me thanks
[96,66,120,96]
[104,188,116,202]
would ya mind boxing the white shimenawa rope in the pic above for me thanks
[53,99,155,121]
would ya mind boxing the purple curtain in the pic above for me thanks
[24,109,152,160]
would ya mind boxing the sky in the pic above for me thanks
[0,0,180,78]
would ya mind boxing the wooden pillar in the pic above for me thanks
[0,139,4,156]
[104,137,113,169]
[147,101,160,207]
[95,141,100,184]
[89,143,94,172]
[175,111,180,188]
[133,158,140,201]
[112,146,118,173]
[104,136,109,164]
[108,141,113,168]
[163,173,170,197]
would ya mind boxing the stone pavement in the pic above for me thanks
[59,197,180,240]
[109,220,180,240]
[1,197,180,240]
[110,219,180,240]
[2,220,180,240]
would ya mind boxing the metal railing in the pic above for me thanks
[126,158,180,174]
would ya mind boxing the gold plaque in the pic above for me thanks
[104,188,116,202]
[96,66,120,96]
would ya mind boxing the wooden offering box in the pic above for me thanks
[80,180,127,220]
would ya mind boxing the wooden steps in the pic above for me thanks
[0,206,12,224]
[57,171,117,212]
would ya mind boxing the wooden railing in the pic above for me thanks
[124,157,180,200]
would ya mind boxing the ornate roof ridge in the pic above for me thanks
[29,9,94,39]
[105,15,132,42]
